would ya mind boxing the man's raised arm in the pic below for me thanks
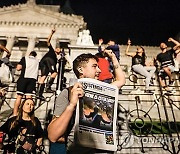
[47,28,56,46]
[105,49,125,89]
[0,44,10,56]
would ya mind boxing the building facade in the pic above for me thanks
[0,0,87,61]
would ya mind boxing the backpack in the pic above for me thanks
[0,63,13,84]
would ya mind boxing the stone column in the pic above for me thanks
[3,36,15,57]
[26,37,37,56]
[51,38,57,49]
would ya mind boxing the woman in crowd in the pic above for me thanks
[125,39,156,93]
[0,98,43,154]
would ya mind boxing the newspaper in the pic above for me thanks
[74,78,118,151]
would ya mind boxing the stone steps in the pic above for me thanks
[0,69,179,153]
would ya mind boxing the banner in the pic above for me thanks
[74,78,118,151]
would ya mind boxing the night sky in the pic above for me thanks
[0,0,180,46]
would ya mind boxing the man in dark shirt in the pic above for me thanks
[156,42,175,90]
[37,28,63,99]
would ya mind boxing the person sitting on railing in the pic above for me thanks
[125,39,156,93]
[0,98,43,154]
[156,40,176,91]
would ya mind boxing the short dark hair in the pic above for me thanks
[29,51,37,57]
[73,53,98,78]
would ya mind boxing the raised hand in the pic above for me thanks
[104,49,115,58]
[127,39,131,45]
[99,38,103,46]
[168,37,173,42]
[52,28,56,34]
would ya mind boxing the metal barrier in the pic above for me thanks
[118,72,180,153]
[0,69,179,153]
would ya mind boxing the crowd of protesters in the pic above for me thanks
[0,29,179,153]
[0,28,72,153]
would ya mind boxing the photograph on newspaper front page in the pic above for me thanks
[74,78,118,151]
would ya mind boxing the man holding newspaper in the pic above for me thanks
[48,50,125,153]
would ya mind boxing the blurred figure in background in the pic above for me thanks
[0,44,12,85]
